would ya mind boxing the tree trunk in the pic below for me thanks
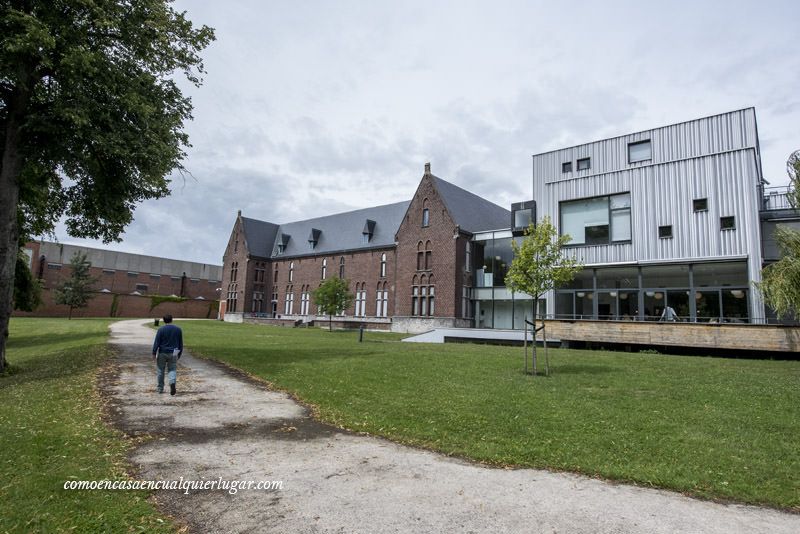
[0,82,32,373]
[68,306,73,320]
[329,314,332,331]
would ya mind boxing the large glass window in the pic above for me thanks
[492,238,513,286]
[560,193,631,245]
[596,267,637,289]
[641,264,689,287]
[553,262,750,323]
[692,262,747,287]
[610,194,631,242]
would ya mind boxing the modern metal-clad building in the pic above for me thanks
[531,108,765,323]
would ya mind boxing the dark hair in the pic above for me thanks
[163,314,173,323]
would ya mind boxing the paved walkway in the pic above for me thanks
[106,319,800,533]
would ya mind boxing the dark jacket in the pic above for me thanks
[152,324,183,356]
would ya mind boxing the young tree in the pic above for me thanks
[505,217,582,376]
[53,252,97,319]
[759,150,800,319]
[0,2,214,371]
[312,277,354,331]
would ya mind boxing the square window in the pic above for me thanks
[135,283,148,291]
[577,157,591,171]
[562,161,572,173]
[628,140,652,163]
[658,225,673,239]
[720,216,736,230]
[693,198,708,212]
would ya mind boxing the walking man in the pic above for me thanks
[152,314,183,395]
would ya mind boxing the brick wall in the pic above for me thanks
[33,247,220,300]
[395,173,462,319]
[13,289,218,319]
[270,248,395,317]
[221,216,255,315]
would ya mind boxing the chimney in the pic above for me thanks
[237,209,242,217]
[424,162,431,175]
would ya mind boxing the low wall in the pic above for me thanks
[544,319,800,353]
[13,289,219,319]
[391,316,473,334]
[243,315,392,331]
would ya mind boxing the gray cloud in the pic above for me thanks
[43,0,800,265]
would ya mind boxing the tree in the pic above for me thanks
[12,249,41,311]
[759,150,800,319]
[312,277,354,331]
[505,217,582,376]
[53,251,96,319]
[0,2,214,372]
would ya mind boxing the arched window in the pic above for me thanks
[381,282,388,318]
[422,198,430,227]
[321,258,327,280]
[380,253,387,278]
[227,282,238,312]
[289,261,294,283]
[339,256,345,279]
[274,264,278,283]
[230,261,238,283]
[355,282,366,317]
[284,285,294,315]
[412,286,420,316]
[465,242,472,272]
[425,240,432,270]
[376,282,383,318]
[417,241,424,271]
[300,285,310,315]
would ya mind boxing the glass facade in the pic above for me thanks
[554,261,750,323]
[471,231,544,329]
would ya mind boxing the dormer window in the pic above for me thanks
[308,228,321,249]
[277,233,290,255]
[362,219,376,244]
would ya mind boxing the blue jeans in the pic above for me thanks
[156,352,178,391]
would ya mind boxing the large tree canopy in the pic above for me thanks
[0,1,214,371]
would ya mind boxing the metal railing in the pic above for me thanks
[762,186,794,211]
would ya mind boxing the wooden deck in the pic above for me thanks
[543,319,800,353]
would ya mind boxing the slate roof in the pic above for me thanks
[269,201,410,258]
[238,174,511,259]
[240,217,280,258]
[430,175,511,233]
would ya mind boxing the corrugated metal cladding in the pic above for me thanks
[534,108,759,184]
[532,108,764,319]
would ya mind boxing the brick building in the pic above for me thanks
[221,163,510,332]
[18,241,223,318]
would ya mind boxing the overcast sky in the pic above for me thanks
[48,0,800,266]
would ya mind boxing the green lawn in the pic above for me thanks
[182,320,800,510]
[0,318,173,534]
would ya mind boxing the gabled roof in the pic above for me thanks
[240,217,280,258]
[430,175,511,233]
[270,201,410,258]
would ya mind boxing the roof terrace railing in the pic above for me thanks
[762,185,795,211]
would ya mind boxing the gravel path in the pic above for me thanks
[106,319,799,533]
